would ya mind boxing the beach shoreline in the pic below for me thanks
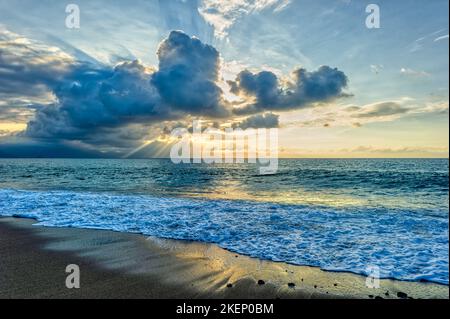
[0,217,448,299]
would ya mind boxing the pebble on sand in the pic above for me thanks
[397,292,408,299]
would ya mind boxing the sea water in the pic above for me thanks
[0,158,448,284]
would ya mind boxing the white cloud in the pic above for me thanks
[370,64,383,74]
[434,34,449,42]
[199,0,290,38]
[400,67,431,78]
[282,97,448,129]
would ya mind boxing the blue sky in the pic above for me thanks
[0,0,448,157]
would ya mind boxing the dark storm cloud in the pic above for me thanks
[1,28,350,157]
[230,66,349,115]
[23,31,231,144]
[24,60,165,141]
[151,30,229,117]
[0,35,72,99]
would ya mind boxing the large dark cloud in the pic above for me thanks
[0,30,73,99]
[23,31,231,144]
[25,60,164,141]
[230,66,349,115]
[151,30,229,117]
[1,29,350,157]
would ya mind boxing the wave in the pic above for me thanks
[0,188,448,285]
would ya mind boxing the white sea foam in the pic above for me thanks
[0,188,448,284]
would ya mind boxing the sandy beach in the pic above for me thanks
[0,217,447,299]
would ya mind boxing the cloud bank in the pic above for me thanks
[1,28,350,157]
[25,31,231,145]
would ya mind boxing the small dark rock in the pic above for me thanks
[257,280,265,285]
[385,291,390,296]
[287,283,296,288]
[333,283,338,287]
[368,295,374,299]
[314,285,317,289]
[397,292,408,299]
[226,283,233,288]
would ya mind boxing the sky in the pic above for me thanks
[0,0,448,158]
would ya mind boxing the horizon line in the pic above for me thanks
[0,157,448,160]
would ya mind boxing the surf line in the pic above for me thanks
[176,303,210,317]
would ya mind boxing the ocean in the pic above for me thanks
[0,158,448,284]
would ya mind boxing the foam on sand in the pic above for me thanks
[0,189,448,284]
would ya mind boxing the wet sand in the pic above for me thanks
[0,217,448,299]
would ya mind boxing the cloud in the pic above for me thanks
[199,0,290,38]
[400,68,431,78]
[284,97,448,130]
[420,101,449,114]
[24,60,165,142]
[230,65,349,115]
[409,29,449,52]
[23,31,233,146]
[370,64,383,74]
[0,100,35,123]
[434,34,449,42]
[0,129,10,137]
[0,28,73,101]
[234,112,279,129]
[9,28,348,153]
[151,30,230,118]
[353,101,410,118]
[1,28,352,157]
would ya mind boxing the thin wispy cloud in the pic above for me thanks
[283,99,448,129]
[400,67,431,78]
[199,0,290,38]
[434,34,449,42]
[370,64,384,74]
